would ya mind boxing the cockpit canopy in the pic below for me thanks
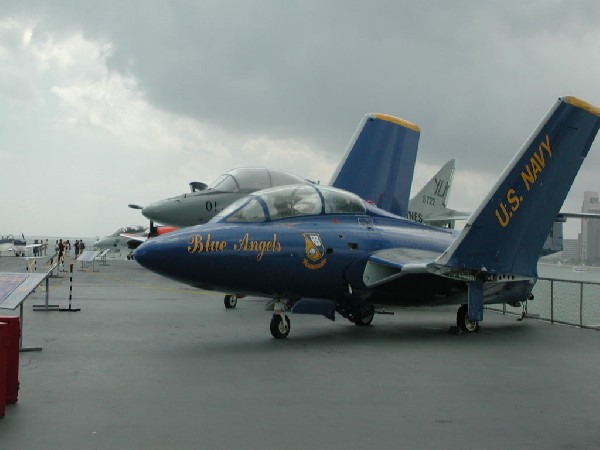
[214,185,367,223]
[207,168,308,193]
[111,225,146,236]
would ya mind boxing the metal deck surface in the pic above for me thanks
[0,255,599,449]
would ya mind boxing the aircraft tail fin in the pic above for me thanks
[407,159,469,226]
[330,114,420,217]
[433,96,600,278]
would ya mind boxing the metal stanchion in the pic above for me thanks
[59,263,80,312]
[32,274,60,311]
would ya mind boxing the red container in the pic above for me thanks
[0,322,6,417]
[0,316,20,404]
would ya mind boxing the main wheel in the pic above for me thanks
[353,303,374,326]
[270,314,291,339]
[224,294,238,309]
[355,313,374,326]
[354,306,374,326]
[456,304,480,333]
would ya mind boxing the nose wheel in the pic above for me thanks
[270,313,291,339]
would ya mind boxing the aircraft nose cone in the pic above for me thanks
[133,239,158,270]
[134,234,181,276]
[141,203,165,223]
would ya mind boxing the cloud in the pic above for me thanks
[2,2,600,240]
[0,16,338,236]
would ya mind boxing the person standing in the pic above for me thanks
[58,239,65,263]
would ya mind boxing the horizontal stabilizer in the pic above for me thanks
[421,209,470,225]
[331,114,420,217]
[433,96,600,278]
[557,212,600,220]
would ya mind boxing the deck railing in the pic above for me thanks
[487,277,600,330]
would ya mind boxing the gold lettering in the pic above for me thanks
[521,165,535,191]
[533,148,546,169]
[187,233,227,254]
[232,233,281,260]
[495,203,510,227]
[540,134,552,157]
[507,188,520,212]
[187,234,203,253]
[234,233,249,251]
[530,157,542,178]
[303,258,327,270]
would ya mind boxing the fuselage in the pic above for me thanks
[0,235,26,255]
[93,226,146,251]
[142,192,244,227]
[135,205,455,300]
[135,184,538,310]
[141,167,311,227]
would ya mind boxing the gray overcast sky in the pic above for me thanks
[2,1,600,238]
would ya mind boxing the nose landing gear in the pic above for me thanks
[270,313,291,339]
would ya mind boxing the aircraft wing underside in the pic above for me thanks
[362,248,441,288]
[362,247,534,308]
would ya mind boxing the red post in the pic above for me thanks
[0,322,6,418]
[0,317,20,404]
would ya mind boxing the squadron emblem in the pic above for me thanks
[302,233,326,270]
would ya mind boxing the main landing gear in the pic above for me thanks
[456,304,481,333]
[224,294,237,309]
[223,294,246,309]
[336,295,375,327]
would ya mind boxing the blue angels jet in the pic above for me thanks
[135,96,600,338]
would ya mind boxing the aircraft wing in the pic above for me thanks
[120,233,147,243]
[556,212,600,220]
[362,248,440,288]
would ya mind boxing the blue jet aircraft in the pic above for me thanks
[135,96,600,338]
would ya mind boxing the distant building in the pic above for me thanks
[563,239,580,262]
[581,191,600,264]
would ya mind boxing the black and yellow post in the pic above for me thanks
[59,263,80,312]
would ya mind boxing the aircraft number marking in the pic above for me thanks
[205,201,217,212]
[494,134,552,228]
[422,195,435,206]
[187,233,281,261]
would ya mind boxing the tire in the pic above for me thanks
[354,311,374,326]
[457,304,480,333]
[270,314,290,339]
[353,303,374,326]
[224,294,237,309]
